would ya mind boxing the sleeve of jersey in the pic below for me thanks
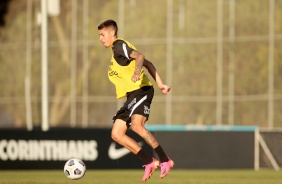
[113,40,135,60]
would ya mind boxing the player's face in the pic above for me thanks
[99,28,113,48]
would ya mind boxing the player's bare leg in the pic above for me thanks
[130,114,159,149]
[111,119,141,154]
[131,114,174,179]
[130,115,160,181]
[111,118,158,182]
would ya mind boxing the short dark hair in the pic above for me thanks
[98,19,118,36]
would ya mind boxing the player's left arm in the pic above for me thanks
[130,50,145,82]
[143,59,171,95]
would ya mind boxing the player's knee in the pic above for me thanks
[131,123,144,135]
[111,131,123,143]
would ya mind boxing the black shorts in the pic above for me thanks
[113,86,154,128]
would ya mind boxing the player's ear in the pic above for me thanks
[110,30,115,37]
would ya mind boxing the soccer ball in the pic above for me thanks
[64,158,86,180]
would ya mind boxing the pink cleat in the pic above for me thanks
[160,158,174,178]
[141,158,160,182]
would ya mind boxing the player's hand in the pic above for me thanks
[131,74,140,82]
[160,85,171,94]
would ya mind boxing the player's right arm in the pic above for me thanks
[130,50,145,82]
[143,59,171,95]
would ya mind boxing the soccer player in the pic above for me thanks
[98,19,174,182]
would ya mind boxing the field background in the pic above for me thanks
[1,0,282,129]
[1,1,282,183]
[0,169,282,184]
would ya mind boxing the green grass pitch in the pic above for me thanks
[0,169,281,184]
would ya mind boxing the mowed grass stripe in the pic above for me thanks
[0,169,281,184]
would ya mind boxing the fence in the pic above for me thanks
[0,0,282,130]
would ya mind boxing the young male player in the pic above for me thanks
[98,19,174,182]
